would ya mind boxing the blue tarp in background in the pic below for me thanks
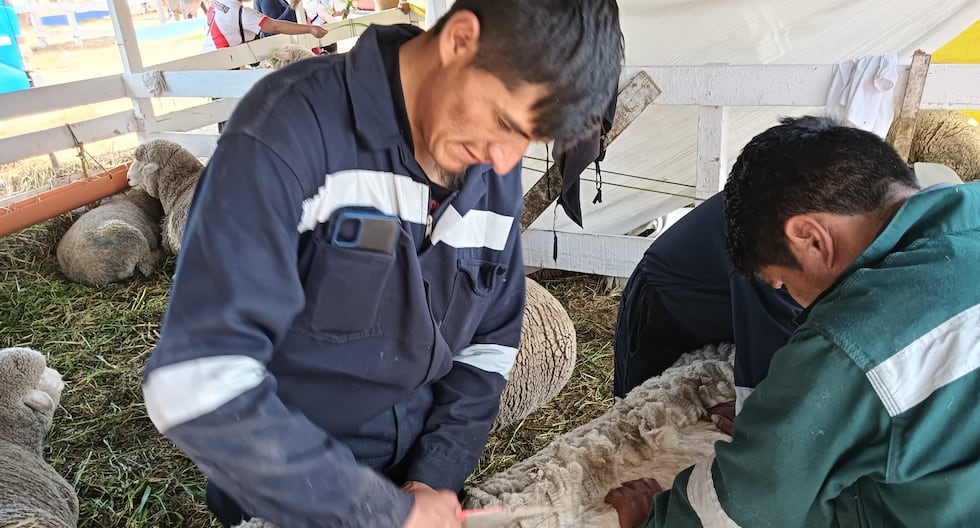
[0,0,30,93]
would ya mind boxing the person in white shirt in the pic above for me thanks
[204,0,327,51]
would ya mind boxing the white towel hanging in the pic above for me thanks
[825,54,898,138]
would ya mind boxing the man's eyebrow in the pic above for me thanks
[501,112,532,140]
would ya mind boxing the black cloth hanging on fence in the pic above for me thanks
[552,92,618,227]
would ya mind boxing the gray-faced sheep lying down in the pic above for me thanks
[126,138,204,255]
[464,344,735,528]
[908,110,980,182]
[56,188,165,287]
[0,347,78,528]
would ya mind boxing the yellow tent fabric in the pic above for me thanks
[933,19,980,120]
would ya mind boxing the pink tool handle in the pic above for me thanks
[458,506,504,521]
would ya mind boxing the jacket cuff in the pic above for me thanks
[350,483,415,528]
[403,448,473,492]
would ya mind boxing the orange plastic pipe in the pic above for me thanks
[0,163,132,237]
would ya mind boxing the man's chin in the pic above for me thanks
[437,167,465,189]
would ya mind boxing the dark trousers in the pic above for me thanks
[613,198,801,398]
[206,483,249,528]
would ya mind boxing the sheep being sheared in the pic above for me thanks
[0,347,78,528]
[907,110,980,182]
[56,188,165,287]
[127,138,204,255]
[464,344,735,528]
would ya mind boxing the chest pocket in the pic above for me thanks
[440,258,507,350]
[298,236,396,343]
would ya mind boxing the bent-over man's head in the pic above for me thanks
[402,0,624,178]
[723,116,921,307]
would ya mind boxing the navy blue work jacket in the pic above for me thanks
[143,24,526,528]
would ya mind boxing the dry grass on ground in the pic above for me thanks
[0,217,621,528]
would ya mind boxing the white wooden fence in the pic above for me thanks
[1,0,979,276]
[14,0,161,47]
[0,4,419,166]
[519,63,980,277]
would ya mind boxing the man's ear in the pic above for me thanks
[437,10,480,67]
[784,214,835,271]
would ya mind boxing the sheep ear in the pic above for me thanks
[141,162,160,177]
[24,388,55,413]
[38,367,64,405]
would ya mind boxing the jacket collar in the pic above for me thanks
[793,184,978,325]
[344,24,423,151]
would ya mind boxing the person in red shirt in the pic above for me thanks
[204,0,327,51]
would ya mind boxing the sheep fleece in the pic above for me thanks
[465,344,735,528]
[493,277,577,432]
[0,348,78,528]
[908,109,980,182]
[56,188,164,287]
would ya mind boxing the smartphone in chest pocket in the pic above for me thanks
[327,208,402,254]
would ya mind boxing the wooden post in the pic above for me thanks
[695,105,729,199]
[519,71,661,231]
[108,0,157,140]
[28,6,47,48]
[154,0,167,24]
[887,50,932,162]
[66,4,82,47]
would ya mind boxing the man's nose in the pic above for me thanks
[489,138,530,175]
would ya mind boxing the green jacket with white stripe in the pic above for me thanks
[645,183,980,528]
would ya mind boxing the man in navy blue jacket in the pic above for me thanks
[141,1,624,527]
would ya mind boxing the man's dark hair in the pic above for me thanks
[723,115,920,275]
[431,0,624,142]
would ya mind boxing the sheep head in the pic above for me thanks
[0,347,64,457]
[127,158,161,198]
[128,139,181,198]
[129,139,205,211]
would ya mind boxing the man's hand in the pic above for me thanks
[401,481,462,528]
[309,25,328,38]
[706,401,735,436]
[398,0,411,14]
[604,478,664,528]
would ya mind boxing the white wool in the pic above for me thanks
[465,344,735,528]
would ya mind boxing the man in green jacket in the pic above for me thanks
[606,115,980,527]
